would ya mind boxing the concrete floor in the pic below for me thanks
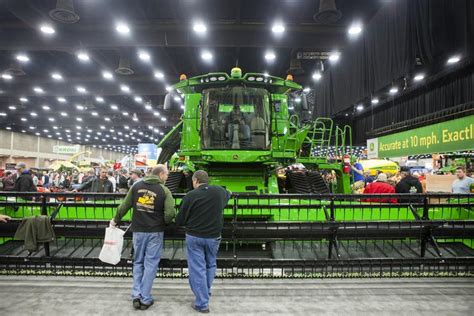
[0,276,473,315]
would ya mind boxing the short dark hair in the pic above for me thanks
[192,170,209,184]
[456,167,465,171]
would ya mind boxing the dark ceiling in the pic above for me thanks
[0,0,384,152]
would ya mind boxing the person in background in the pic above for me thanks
[117,169,129,193]
[395,167,423,203]
[42,172,50,188]
[75,167,113,193]
[14,162,37,192]
[31,171,39,186]
[128,169,143,188]
[110,165,175,310]
[363,173,396,203]
[2,171,16,191]
[107,170,117,192]
[452,167,474,194]
[351,159,365,192]
[364,171,374,186]
[176,170,231,313]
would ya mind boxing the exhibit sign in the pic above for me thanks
[137,143,158,167]
[367,115,474,158]
[53,145,80,154]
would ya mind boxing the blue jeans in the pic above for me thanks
[186,234,221,310]
[132,232,164,305]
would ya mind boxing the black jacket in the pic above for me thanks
[176,185,231,238]
[395,175,423,203]
[14,172,37,192]
[118,175,129,190]
[77,176,113,193]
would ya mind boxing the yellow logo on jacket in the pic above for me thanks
[136,189,157,212]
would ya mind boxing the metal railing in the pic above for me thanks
[0,192,473,278]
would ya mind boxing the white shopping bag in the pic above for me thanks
[99,227,126,265]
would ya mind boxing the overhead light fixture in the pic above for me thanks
[312,71,322,81]
[42,105,50,110]
[76,117,83,122]
[21,117,27,121]
[160,117,167,122]
[348,22,363,37]
[76,51,90,62]
[115,21,130,35]
[91,111,98,116]
[389,87,398,95]
[16,54,30,63]
[33,86,44,93]
[76,86,87,93]
[173,96,181,102]
[110,104,118,110]
[102,71,114,80]
[57,97,67,103]
[154,71,165,80]
[8,106,16,110]
[138,50,151,62]
[2,73,13,80]
[271,22,285,34]
[356,104,364,111]
[104,117,111,121]
[95,96,104,103]
[201,50,213,62]
[39,23,55,34]
[264,50,276,62]
[447,55,461,64]
[413,73,425,81]
[19,97,28,102]
[30,112,38,117]
[60,112,68,116]
[76,105,85,110]
[193,21,207,34]
[51,72,63,80]
[122,112,129,116]
[120,84,131,93]
[371,98,379,104]
[48,118,55,122]
[328,51,341,64]
[134,96,143,103]
[145,104,153,110]
[303,87,311,93]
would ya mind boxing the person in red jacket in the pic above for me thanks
[363,173,397,203]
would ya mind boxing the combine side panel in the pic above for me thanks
[157,121,183,164]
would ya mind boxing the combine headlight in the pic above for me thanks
[256,77,263,82]
[218,76,226,81]
[210,76,217,81]
[248,76,255,81]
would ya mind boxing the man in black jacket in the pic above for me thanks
[75,168,113,193]
[176,170,231,313]
[395,167,423,203]
[14,162,37,192]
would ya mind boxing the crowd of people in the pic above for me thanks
[0,162,148,194]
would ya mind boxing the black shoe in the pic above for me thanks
[140,301,154,310]
[191,303,210,313]
[132,299,141,310]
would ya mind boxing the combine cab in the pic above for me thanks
[159,68,352,194]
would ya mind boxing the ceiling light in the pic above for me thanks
[0,112,7,117]
[76,86,87,93]
[134,96,143,103]
[60,112,68,116]
[328,51,341,63]
[100,125,106,130]
[16,54,29,63]
[19,97,28,102]
[76,105,85,110]
[264,50,276,62]
[389,87,398,95]
[57,97,66,103]
[115,22,130,35]
[160,117,167,122]
[95,96,104,103]
[30,112,37,117]
[39,23,55,34]
[52,126,58,130]
[138,50,151,62]
[122,112,129,116]
[201,50,213,61]
[312,71,322,81]
[21,117,27,121]
[356,104,364,111]
[2,73,13,80]
[91,111,98,116]
[104,117,110,121]
[173,96,181,102]
[145,104,152,110]
[33,87,44,93]
[51,72,63,80]
[120,84,130,92]
[303,87,310,93]
[49,118,55,121]
[371,98,379,104]
[102,71,114,80]
[76,125,82,130]
[154,71,164,80]
[193,21,207,34]
[414,73,425,81]
[76,117,83,121]
[271,22,285,34]
[76,51,90,62]
[348,22,363,37]
[447,55,461,64]
[153,111,160,116]
[124,125,129,130]
[110,104,118,110]
[29,126,35,129]
[132,116,138,122]
[42,105,50,110]
[165,85,173,92]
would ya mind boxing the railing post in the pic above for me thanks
[422,196,429,220]
[41,194,50,257]
[232,194,238,260]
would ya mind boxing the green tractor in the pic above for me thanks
[159,68,352,194]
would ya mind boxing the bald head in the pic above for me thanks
[152,164,169,182]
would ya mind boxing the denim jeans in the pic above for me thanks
[131,231,164,305]
[186,234,221,310]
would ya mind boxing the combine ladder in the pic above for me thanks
[300,118,334,158]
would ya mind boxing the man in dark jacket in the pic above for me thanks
[176,170,231,313]
[110,165,175,310]
[75,168,113,193]
[396,167,423,203]
[117,169,129,193]
[14,162,37,192]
